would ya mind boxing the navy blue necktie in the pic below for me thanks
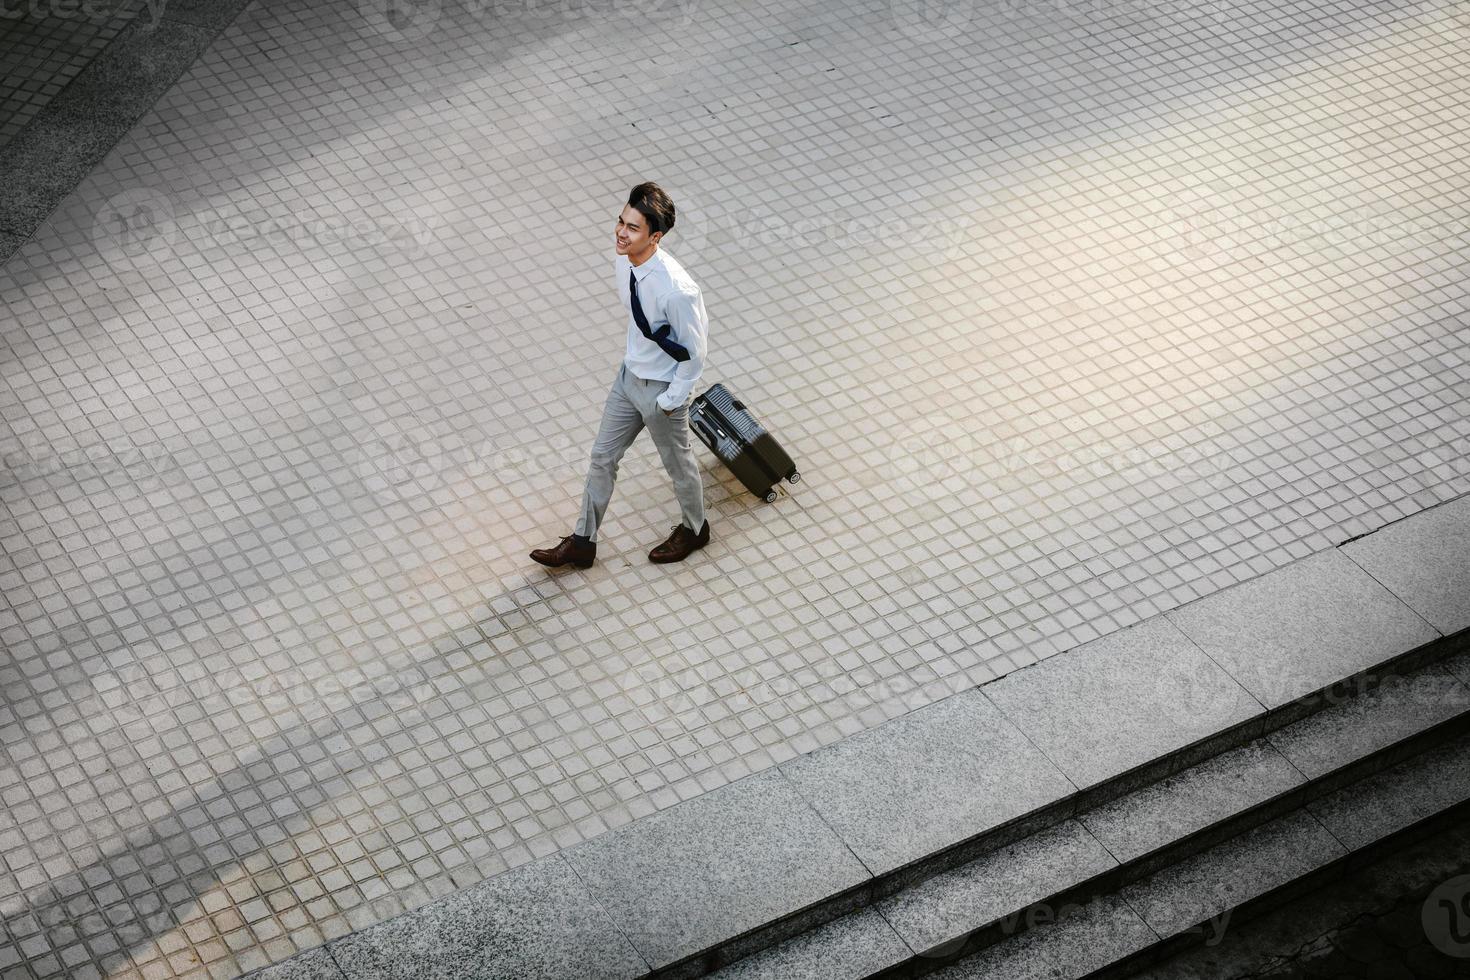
[630,269,690,362]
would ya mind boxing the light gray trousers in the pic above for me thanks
[574,362,706,542]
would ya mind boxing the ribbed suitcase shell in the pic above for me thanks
[689,384,798,503]
[697,384,797,483]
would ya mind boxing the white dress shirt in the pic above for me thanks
[617,247,709,411]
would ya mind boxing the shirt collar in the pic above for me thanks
[629,248,662,281]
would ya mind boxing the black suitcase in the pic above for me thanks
[689,383,800,503]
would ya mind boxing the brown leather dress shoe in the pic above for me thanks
[530,535,596,569]
[648,520,710,563]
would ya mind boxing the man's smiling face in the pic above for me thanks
[615,204,661,259]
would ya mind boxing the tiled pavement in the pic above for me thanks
[0,0,1467,973]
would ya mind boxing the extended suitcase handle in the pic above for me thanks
[692,418,721,445]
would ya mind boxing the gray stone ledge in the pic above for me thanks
[560,767,871,975]
[1164,548,1440,711]
[238,946,345,980]
[927,893,1157,980]
[874,819,1116,955]
[982,615,1264,794]
[0,231,24,268]
[327,854,647,980]
[1308,729,1470,850]
[704,907,911,980]
[1118,808,1347,939]
[1078,738,1305,866]
[777,688,1075,879]
[1341,492,1470,636]
[1266,663,1470,779]
[0,111,130,237]
[43,18,214,124]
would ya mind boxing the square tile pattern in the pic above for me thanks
[0,0,1467,973]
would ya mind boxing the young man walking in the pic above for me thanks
[531,182,712,569]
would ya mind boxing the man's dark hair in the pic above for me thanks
[628,182,676,236]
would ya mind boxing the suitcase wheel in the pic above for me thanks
[764,489,778,503]
[786,471,800,484]
[732,400,745,411]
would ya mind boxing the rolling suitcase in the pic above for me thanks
[689,383,800,503]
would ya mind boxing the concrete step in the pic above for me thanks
[933,733,1470,980]
[1124,786,1470,980]
[704,649,1470,979]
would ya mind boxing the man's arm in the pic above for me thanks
[656,288,709,412]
